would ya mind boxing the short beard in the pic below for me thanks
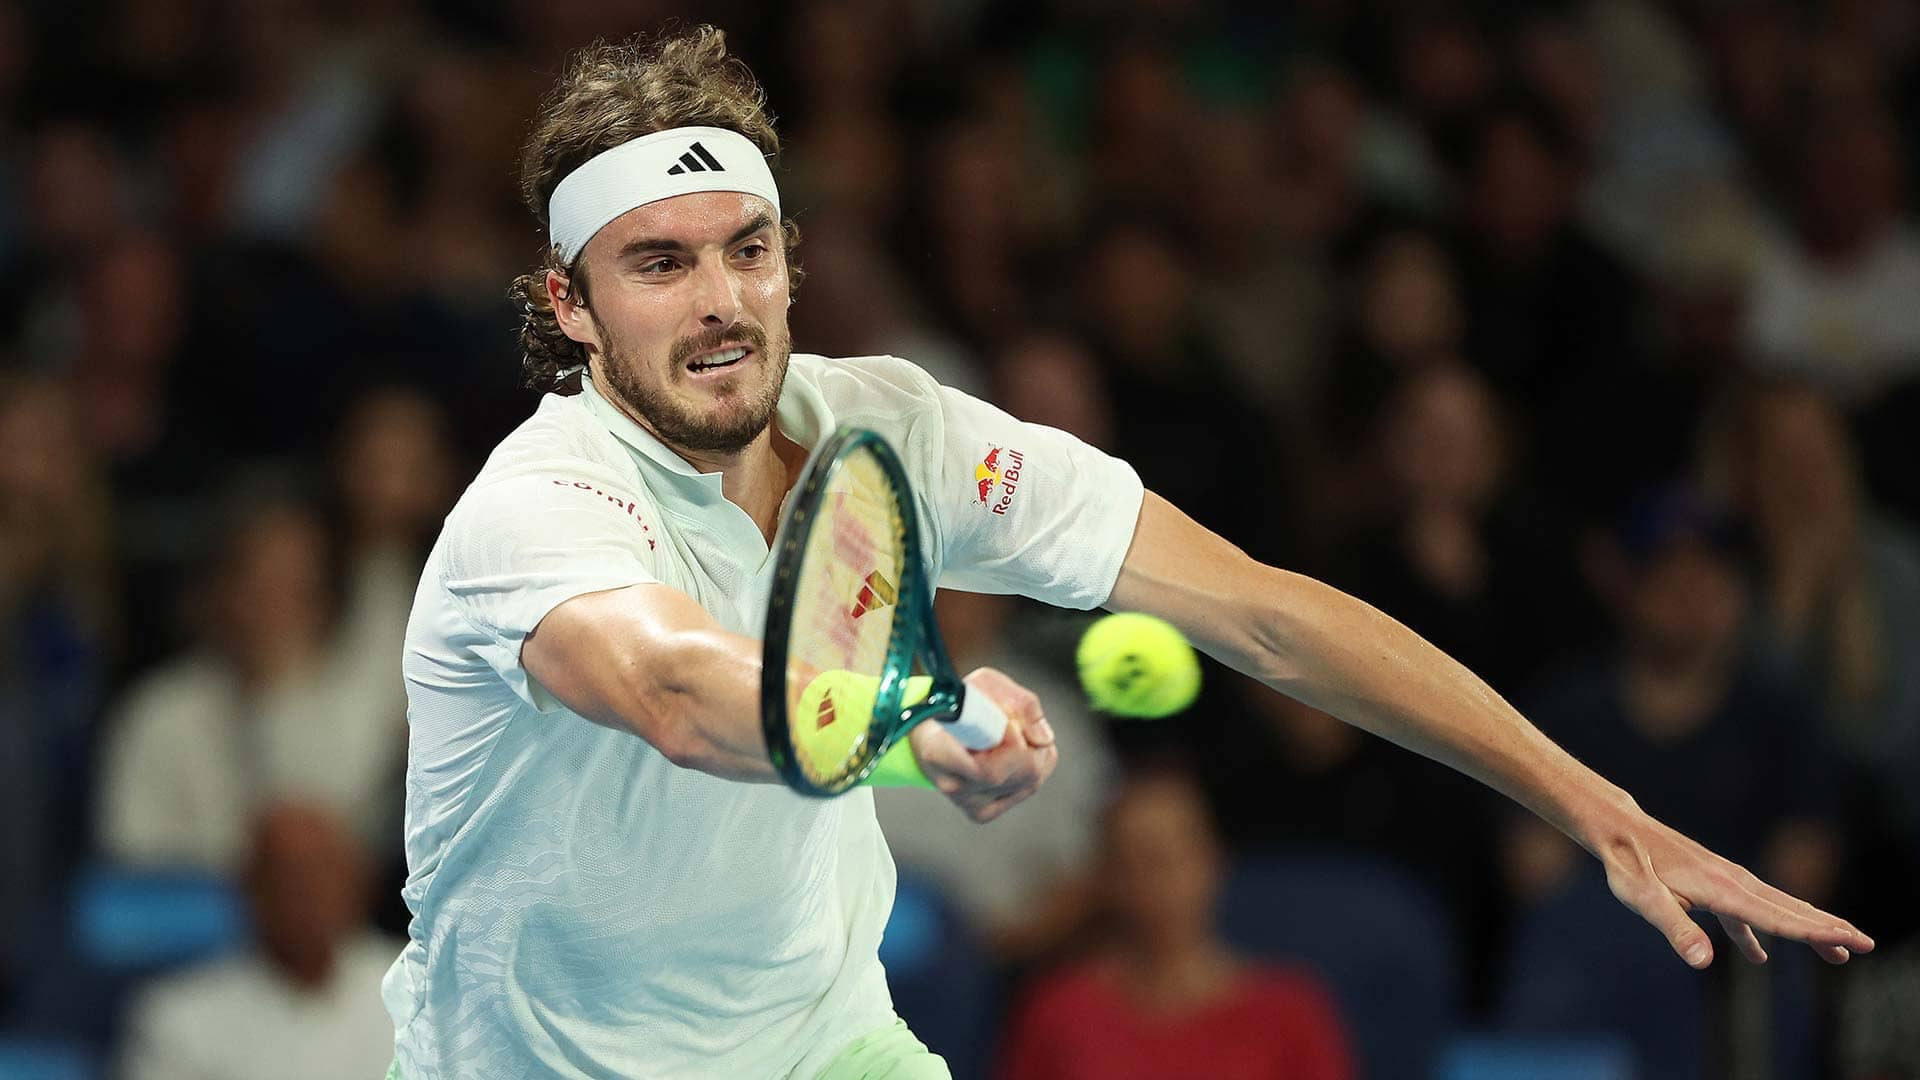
[594,317,792,455]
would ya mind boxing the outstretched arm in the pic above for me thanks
[1107,491,1874,968]
[524,584,1055,809]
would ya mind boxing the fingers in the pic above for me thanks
[1629,821,1874,965]
[1611,870,1714,969]
[1749,878,1875,954]
[1667,828,1875,955]
[1659,901,1715,969]
[1024,712,1055,748]
[964,667,1049,748]
[956,742,1056,823]
[1706,878,1871,958]
[1716,914,1768,964]
[919,669,1058,822]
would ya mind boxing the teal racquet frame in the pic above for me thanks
[761,427,972,796]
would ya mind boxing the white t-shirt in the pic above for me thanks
[1747,221,1920,401]
[384,354,1143,1080]
[122,933,401,1080]
[99,643,405,874]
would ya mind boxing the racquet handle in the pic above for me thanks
[945,687,1009,751]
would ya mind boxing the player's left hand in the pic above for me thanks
[1592,803,1873,968]
[909,667,1057,824]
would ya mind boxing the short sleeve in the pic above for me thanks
[439,469,662,709]
[927,385,1144,609]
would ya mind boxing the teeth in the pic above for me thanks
[691,346,748,370]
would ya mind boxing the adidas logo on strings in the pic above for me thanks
[666,142,726,175]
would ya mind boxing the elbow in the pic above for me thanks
[646,720,710,771]
[617,631,726,770]
[625,678,704,770]
[1227,562,1316,688]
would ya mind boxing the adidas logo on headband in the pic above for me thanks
[547,126,781,263]
[666,142,726,176]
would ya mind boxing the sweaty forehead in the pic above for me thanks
[586,191,776,258]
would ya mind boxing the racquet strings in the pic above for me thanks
[784,446,910,789]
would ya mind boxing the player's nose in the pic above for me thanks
[692,258,742,327]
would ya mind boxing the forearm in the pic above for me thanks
[522,585,779,782]
[1110,494,1634,846]
[642,627,782,781]
[1229,568,1636,850]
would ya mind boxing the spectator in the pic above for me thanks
[905,110,1053,351]
[118,803,400,1080]
[1075,213,1293,566]
[1710,382,1920,937]
[1715,384,1920,771]
[1085,36,1197,215]
[991,330,1114,452]
[1547,183,1761,521]
[1318,224,1465,459]
[874,589,1117,966]
[96,486,400,872]
[1184,105,1330,417]
[0,117,131,350]
[1505,488,1842,912]
[1747,106,1920,403]
[1208,684,1504,1006]
[1385,8,1498,177]
[0,371,114,1002]
[1451,96,1646,417]
[997,766,1354,1080]
[1329,364,1590,696]
[330,387,455,854]
[331,386,456,689]
[0,371,116,731]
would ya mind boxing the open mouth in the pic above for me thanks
[687,345,750,374]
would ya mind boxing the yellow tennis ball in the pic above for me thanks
[1076,612,1200,718]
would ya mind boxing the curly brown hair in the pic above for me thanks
[509,26,803,393]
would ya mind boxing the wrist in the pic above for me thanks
[1563,781,1645,860]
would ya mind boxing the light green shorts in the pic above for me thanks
[812,1018,951,1080]
[383,1019,948,1080]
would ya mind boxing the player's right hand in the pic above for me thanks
[909,667,1056,823]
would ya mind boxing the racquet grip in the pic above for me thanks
[946,687,1009,751]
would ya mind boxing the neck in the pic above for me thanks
[591,370,804,542]
[706,429,809,542]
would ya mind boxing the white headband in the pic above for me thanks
[547,126,782,264]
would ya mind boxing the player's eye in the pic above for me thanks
[735,242,769,260]
[638,257,680,275]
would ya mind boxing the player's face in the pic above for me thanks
[570,192,792,454]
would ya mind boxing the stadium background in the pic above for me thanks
[2,0,1919,1076]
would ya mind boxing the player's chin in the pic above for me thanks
[680,390,778,450]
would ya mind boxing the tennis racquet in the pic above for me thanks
[762,427,1008,797]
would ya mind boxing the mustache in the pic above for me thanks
[669,322,769,366]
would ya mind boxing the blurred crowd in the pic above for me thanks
[3,0,1920,1077]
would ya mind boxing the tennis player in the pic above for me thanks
[382,27,1873,1080]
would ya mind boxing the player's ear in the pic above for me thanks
[549,269,600,349]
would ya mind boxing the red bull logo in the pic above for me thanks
[972,444,1028,513]
[974,447,1002,503]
